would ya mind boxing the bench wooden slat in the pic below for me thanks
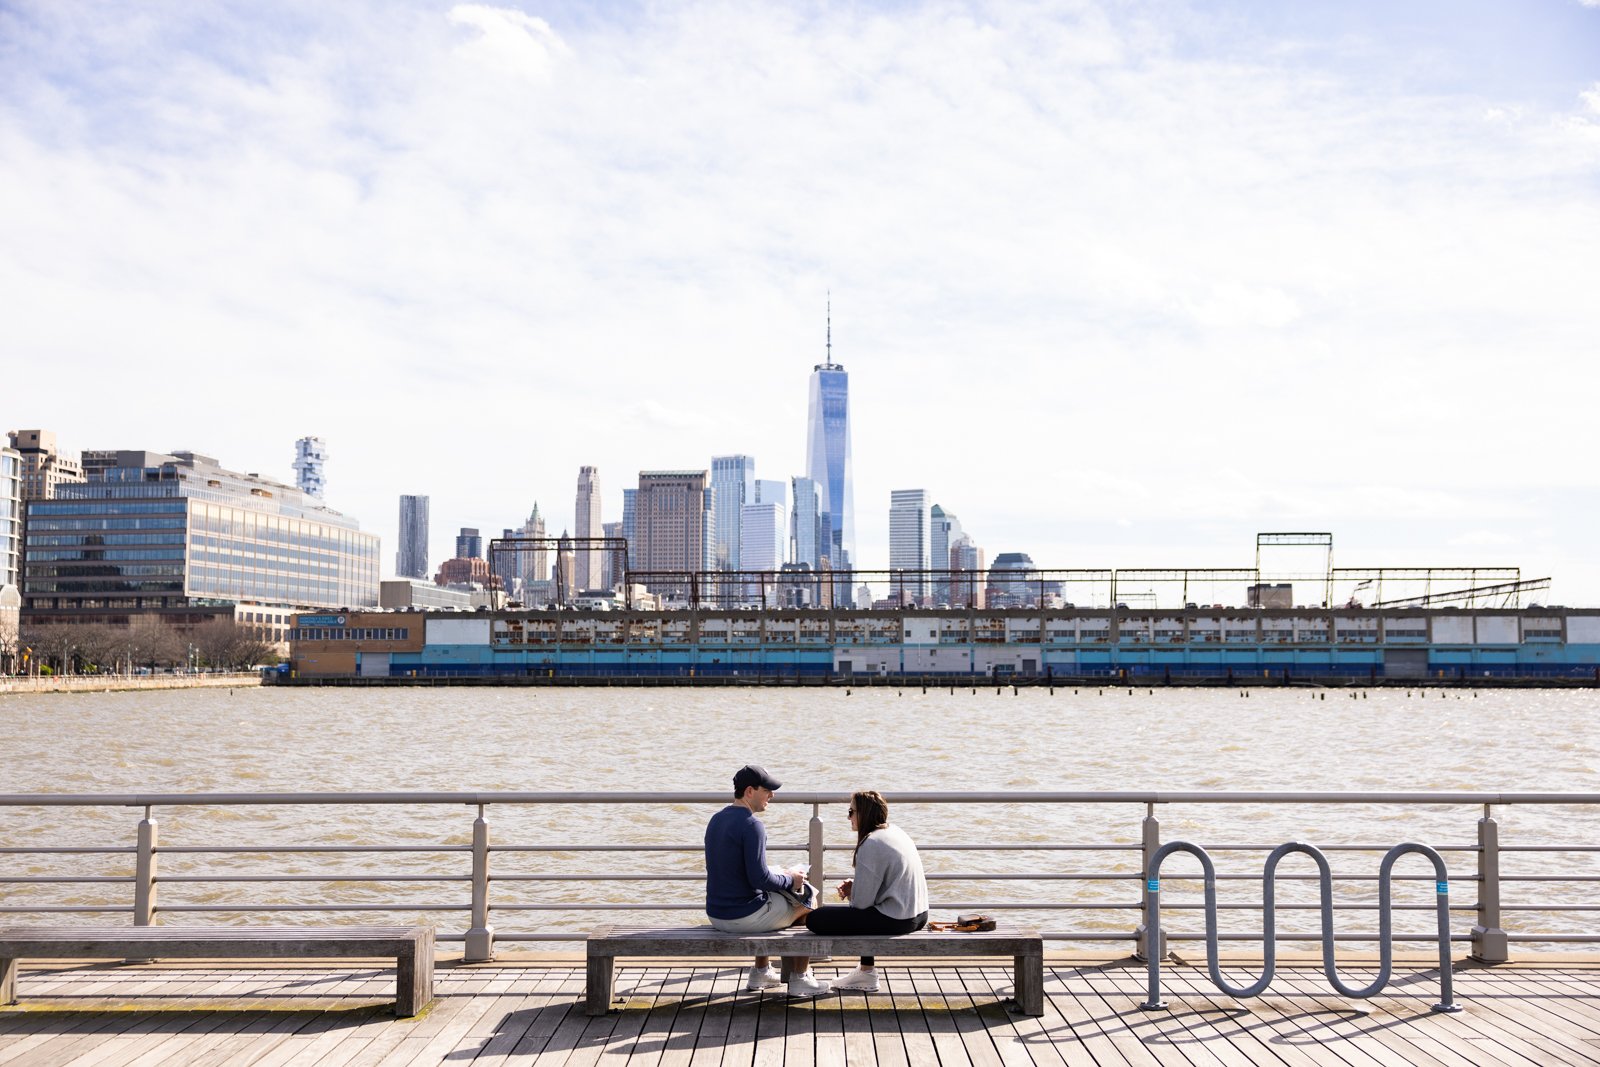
[584,925,1044,1017]
[0,926,434,1017]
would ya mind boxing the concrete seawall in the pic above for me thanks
[0,672,262,695]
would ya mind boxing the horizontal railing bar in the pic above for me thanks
[493,846,708,853]
[487,902,1143,911]
[482,872,1145,882]
[1171,874,1481,882]
[479,931,1479,943]
[6,790,1600,807]
[158,845,470,854]
[0,847,135,855]
[1498,876,1600,883]
[154,908,467,915]
[1501,846,1600,852]
[1176,934,1477,942]
[0,906,134,913]
[1505,935,1600,942]
[1499,905,1600,912]
[0,876,135,884]
[1155,904,1479,912]
[155,875,472,883]
[1171,844,1481,853]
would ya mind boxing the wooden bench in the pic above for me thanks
[0,925,435,1017]
[586,926,1043,1016]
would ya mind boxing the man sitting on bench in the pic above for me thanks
[704,764,829,998]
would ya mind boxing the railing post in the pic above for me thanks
[465,804,495,963]
[1471,803,1509,964]
[809,803,825,889]
[1134,803,1165,961]
[133,805,158,927]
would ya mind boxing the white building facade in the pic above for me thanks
[889,489,930,598]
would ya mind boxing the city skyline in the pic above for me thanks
[4,3,1599,600]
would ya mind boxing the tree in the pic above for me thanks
[190,618,278,671]
[119,616,183,672]
[20,624,82,675]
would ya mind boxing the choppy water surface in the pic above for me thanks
[4,685,1598,946]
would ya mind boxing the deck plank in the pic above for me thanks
[678,965,734,1067]
[4,958,1600,1067]
[932,964,1007,1067]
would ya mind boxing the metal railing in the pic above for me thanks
[2,791,1598,964]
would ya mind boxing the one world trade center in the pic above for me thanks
[804,299,854,586]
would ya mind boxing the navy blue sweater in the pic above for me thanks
[704,804,792,919]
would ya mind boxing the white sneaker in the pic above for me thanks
[830,967,879,992]
[745,965,782,991]
[786,972,831,998]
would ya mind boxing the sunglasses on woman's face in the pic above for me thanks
[847,808,856,816]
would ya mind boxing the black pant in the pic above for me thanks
[805,906,929,965]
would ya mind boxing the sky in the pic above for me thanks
[3,0,1599,604]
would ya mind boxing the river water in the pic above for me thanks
[4,685,1597,947]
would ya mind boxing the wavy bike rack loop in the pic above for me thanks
[1140,840,1461,1013]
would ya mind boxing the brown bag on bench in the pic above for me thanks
[928,913,997,932]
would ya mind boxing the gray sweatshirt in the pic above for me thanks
[851,825,929,920]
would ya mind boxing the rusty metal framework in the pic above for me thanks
[488,537,629,607]
[488,533,1544,612]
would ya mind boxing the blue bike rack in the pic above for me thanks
[1140,840,1461,1013]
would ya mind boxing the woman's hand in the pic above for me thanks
[837,878,853,901]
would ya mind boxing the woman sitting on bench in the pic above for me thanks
[806,790,929,992]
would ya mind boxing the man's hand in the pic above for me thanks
[791,871,806,892]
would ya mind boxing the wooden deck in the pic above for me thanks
[2,955,1599,1065]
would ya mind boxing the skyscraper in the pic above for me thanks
[950,535,986,608]
[601,521,623,589]
[519,502,548,588]
[575,466,603,591]
[889,489,930,599]
[754,479,786,508]
[621,489,638,572]
[930,504,962,606]
[710,455,755,572]
[494,527,520,593]
[739,502,786,603]
[292,436,327,498]
[635,470,712,601]
[456,527,482,560]
[396,495,430,579]
[791,476,822,570]
[804,298,854,573]
[1,442,21,592]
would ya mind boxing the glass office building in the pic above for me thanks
[23,450,379,621]
[710,455,755,572]
[1,446,21,591]
[805,361,854,571]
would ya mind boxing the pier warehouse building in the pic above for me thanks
[22,449,379,642]
[287,605,1600,683]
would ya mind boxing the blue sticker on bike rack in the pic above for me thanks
[1436,881,1448,894]
[1147,879,1160,892]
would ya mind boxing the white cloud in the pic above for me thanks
[2,1,1599,597]
[447,4,567,81]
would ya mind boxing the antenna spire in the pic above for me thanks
[826,291,832,365]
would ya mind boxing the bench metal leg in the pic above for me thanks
[1014,952,1044,1016]
[586,955,615,1016]
[0,957,16,1006]
[396,944,434,1017]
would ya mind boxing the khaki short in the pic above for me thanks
[707,893,807,933]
